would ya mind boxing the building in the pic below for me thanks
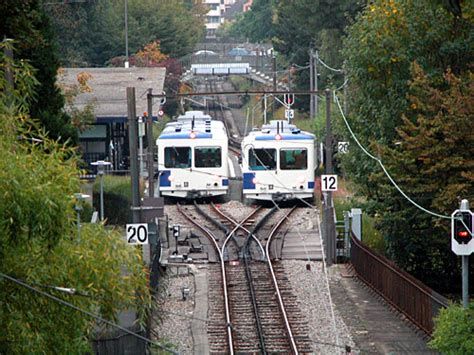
[204,0,224,39]
[59,67,166,172]
[243,0,252,12]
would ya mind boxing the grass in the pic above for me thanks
[331,179,386,255]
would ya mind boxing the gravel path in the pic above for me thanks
[284,260,356,354]
[153,269,196,354]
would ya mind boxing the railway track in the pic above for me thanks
[205,79,242,155]
[176,202,313,354]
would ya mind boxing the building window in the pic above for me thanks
[207,16,220,23]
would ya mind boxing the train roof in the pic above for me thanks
[244,120,315,141]
[158,111,227,140]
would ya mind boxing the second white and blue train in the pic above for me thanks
[241,120,316,202]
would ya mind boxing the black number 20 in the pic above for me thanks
[127,225,147,243]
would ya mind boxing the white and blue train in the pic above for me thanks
[241,120,316,202]
[156,111,229,199]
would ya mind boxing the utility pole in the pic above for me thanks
[127,87,140,223]
[263,95,267,124]
[147,88,155,198]
[325,89,335,265]
[124,0,129,68]
[309,49,314,120]
[343,61,348,116]
[314,50,319,119]
[271,52,276,120]
[288,65,292,92]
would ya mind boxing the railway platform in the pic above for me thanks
[331,264,435,354]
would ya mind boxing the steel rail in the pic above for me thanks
[211,204,277,353]
[242,206,278,354]
[176,203,234,355]
[265,206,299,354]
[210,203,265,259]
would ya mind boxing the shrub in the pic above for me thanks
[429,303,474,354]
[92,175,142,225]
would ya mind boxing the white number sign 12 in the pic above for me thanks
[127,223,149,244]
[321,175,338,191]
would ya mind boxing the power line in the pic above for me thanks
[317,56,343,73]
[333,92,452,220]
[0,272,179,355]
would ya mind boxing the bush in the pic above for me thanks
[93,175,142,225]
[429,303,474,354]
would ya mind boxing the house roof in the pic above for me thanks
[59,67,166,120]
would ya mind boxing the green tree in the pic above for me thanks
[0,42,150,353]
[228,0,277,42]
[272,0,361,108]
[429,303,474,354]
[1,0,77,143]
[46,0,205,66]
[341,0,473,290]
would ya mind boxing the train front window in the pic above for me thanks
[280,149,307,170]
[195,147,222,168]
[164,147,191,168]
[248,148,276,170]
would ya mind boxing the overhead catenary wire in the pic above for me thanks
[317,56,344,73]
[333,91,453,221]
[0,272,179,355]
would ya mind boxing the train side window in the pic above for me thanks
[280,148,307,170]
[195,147,222,168]
[248,148,276,170]
[164,147,191,168]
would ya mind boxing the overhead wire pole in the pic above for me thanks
[343,60,348,116]
[127,87,141,223]
[272,52,277,120]
[314,50,319,119]
[147,88,155,198]
[124,0,129,68]
[309,49,314,119]
[324,89,335,265]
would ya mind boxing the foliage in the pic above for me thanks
[92,175,143,226]
[46,0,206,66]
[272,0,361,109]
[0,44,150,353]
[135,40,168,67]
[58,69,96,132]
[429,303,474,354]
[1,1,77,143]
[341,0,474,291]
[227,0,277,42]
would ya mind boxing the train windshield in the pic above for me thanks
[248,148,276,170]
[195,147,222,168]
[164,147,191,168]
[280,148,307,170]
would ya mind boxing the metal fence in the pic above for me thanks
[350,234,449,336]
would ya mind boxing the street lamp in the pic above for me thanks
[91,160,112,221]
[73,193,90,240]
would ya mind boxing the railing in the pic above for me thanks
[350,234,449,336]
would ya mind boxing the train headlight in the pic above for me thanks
[213,174,220,181]
[297,175,306,184]
[275,134,282,140]
[168,175,174,182]
[189,132,196,139]
[252,177,258,185]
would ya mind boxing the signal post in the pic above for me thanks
[451,199,474,308]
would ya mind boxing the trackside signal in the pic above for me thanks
[451,207,474,256]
